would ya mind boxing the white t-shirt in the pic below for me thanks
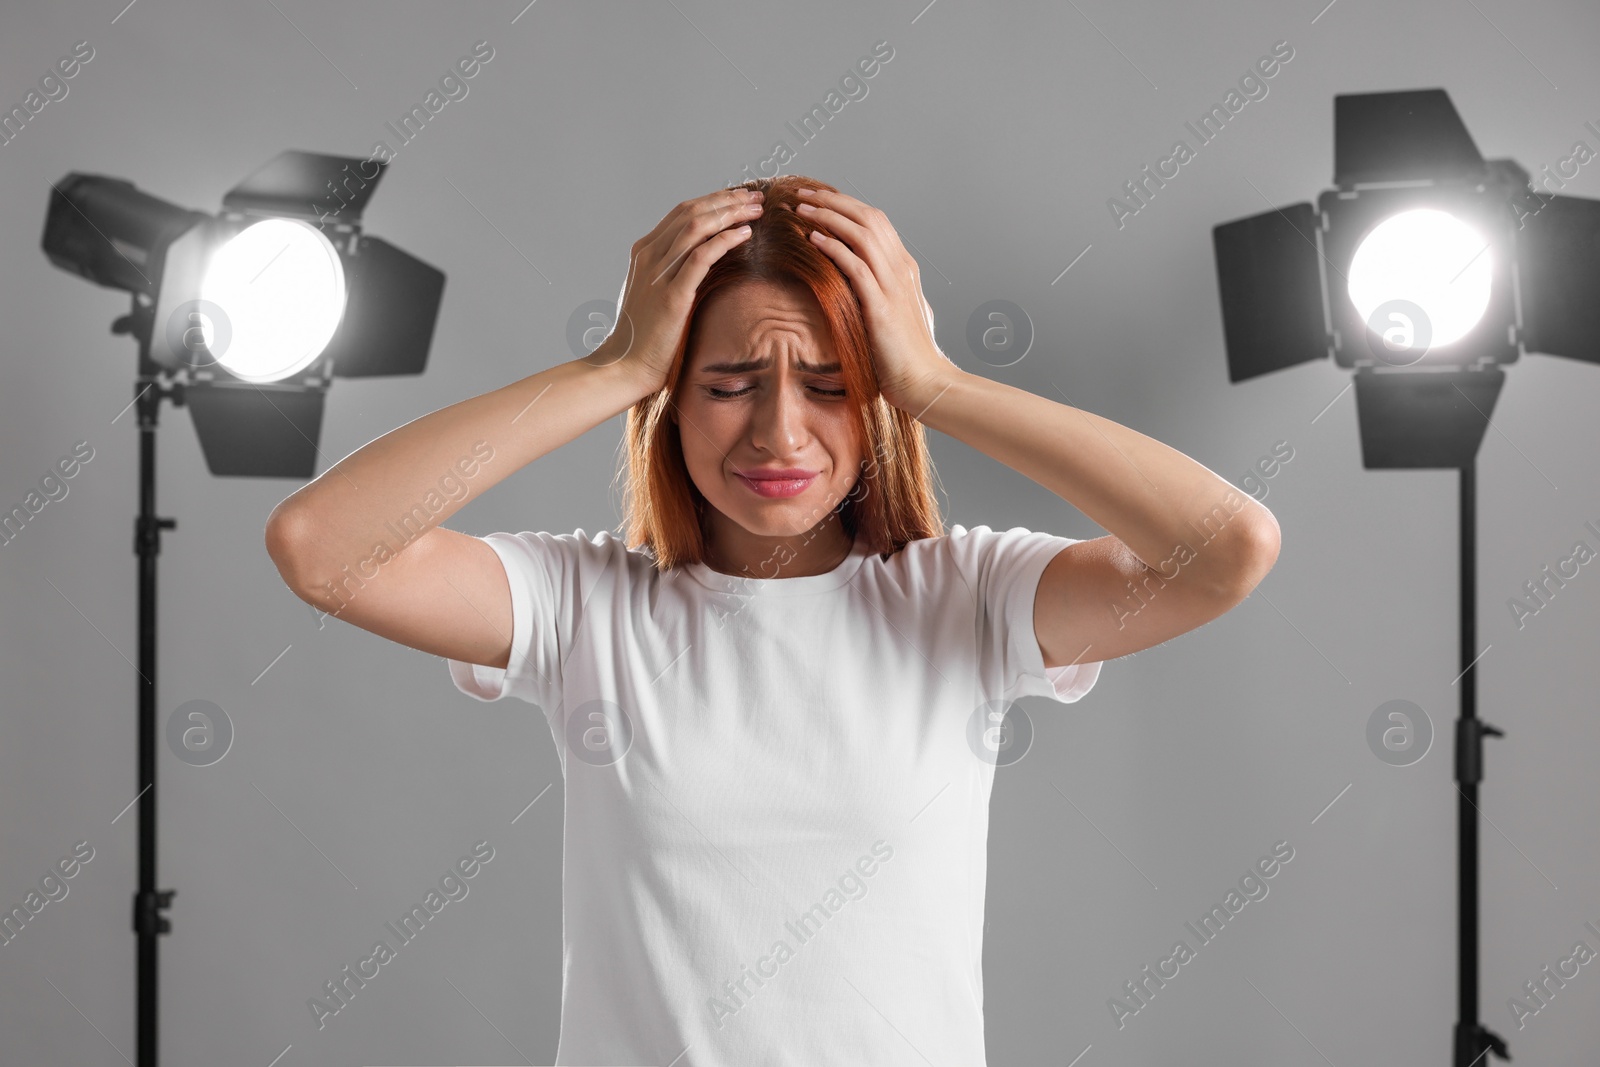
[448,523,1103,1067]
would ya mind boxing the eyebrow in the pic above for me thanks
[697,358,842,374]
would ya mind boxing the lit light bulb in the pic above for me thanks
[1347,208,1492,354]
[199,218,346,383]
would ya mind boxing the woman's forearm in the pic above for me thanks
[264,351,655,595]
[904,369,1280,595]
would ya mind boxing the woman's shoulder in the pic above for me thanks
[882,524,1069,586]
[487,526,659,576]
[893,523,1031,558]
[878,523,1007,572]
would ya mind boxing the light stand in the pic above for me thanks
[1454,455,1508,1066]
[1212,88,1600,1066]
[41,149,446,1066]
[128,317,179,1067]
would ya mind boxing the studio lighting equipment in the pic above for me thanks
[44,148,445,476]
[40,149,446,1066]
[1212,88,1600,1067]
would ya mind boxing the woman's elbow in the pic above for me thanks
[1227,510,1281,598]
[264,504,314,596]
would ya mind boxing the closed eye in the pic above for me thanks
[706,384,847,399]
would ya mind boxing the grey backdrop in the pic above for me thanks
[3,0,1599,1064]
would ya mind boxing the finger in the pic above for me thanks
[633,197,696,257]
[806,226,885,308]
[794,201,872,250]
[656,188,762,257]
[649,206,755,288]
[795,187,881,230]
[615,221,752,370]
[649,193,763,286]
[620,192,753,331]
[673,223,755,293]
[794,199,894,290]
[639,187,755,252]
[790,185,864,219]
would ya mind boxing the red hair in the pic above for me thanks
[617,174,944,572]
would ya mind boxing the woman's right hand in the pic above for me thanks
[590,186,764,392]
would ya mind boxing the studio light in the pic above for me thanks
[1212,87,1600,470]
[1211,88,1600,1067]
[43,148,445,476]
[39,149,446,1067]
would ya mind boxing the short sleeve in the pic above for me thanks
[446,527,622,711]
[946,524,1104,704]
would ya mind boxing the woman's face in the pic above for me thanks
[674,279,865,543]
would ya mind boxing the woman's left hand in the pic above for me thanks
[792,187,959,413]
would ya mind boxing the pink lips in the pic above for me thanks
[735,469,818,499]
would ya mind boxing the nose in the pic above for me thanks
[747,371,808,456]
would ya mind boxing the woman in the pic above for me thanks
[265,175,1280,1066]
